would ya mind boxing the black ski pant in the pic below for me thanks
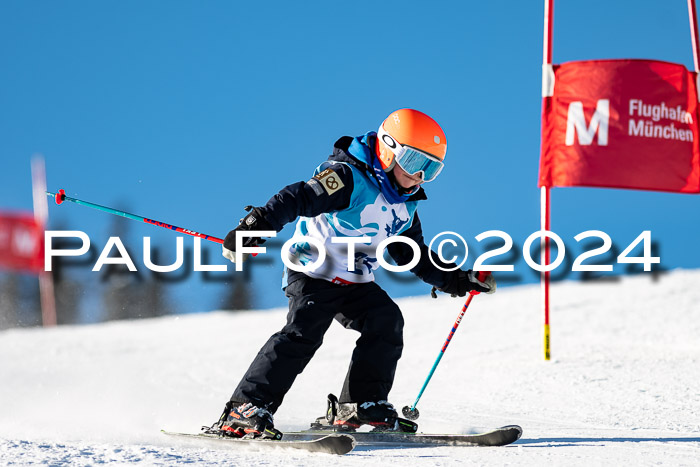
[231,273,404,413]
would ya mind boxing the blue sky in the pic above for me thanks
[2,1,698,317]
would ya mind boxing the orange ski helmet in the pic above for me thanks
[376,109,447,181]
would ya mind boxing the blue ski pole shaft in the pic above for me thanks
[406,271,491,418]
[46,188,224,244]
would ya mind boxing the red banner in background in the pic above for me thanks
[539,59,700,193]
[0,212,44,273]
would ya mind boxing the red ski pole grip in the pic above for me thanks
[476,270,490,282]
[470,270,491,296]
[55,189,66,205]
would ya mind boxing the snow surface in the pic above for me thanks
[1,270,699,466]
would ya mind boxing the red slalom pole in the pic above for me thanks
[402,271,492,421]
[541,0,554,361]
[688,0,700,72]
[47,188,224,244]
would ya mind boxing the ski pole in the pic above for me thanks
[402,271,491,421]
[46,188,224,244]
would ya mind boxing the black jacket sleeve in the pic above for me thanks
[386,212,458,289]
[257,163,354,231]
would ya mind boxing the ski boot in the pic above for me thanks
[311,394,418,433]
[207,401,282,440]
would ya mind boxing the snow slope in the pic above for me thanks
[1,270,699,465]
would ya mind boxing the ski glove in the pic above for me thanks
[222,206,275,263]
[436,270,496,297]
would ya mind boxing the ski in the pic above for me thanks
[289,425,522,447]
[161,429,356,455]
[305,394,521,447]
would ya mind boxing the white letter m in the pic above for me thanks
[565,99,609,146]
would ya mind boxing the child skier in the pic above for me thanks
[215,109,495,439]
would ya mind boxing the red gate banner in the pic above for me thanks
[0,212,44,273]
[539,59,700,193]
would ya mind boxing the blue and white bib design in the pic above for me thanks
[287,161,418,284]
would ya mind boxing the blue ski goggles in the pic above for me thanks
[378,127,444,182]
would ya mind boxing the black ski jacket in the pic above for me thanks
[257,135,459,290]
